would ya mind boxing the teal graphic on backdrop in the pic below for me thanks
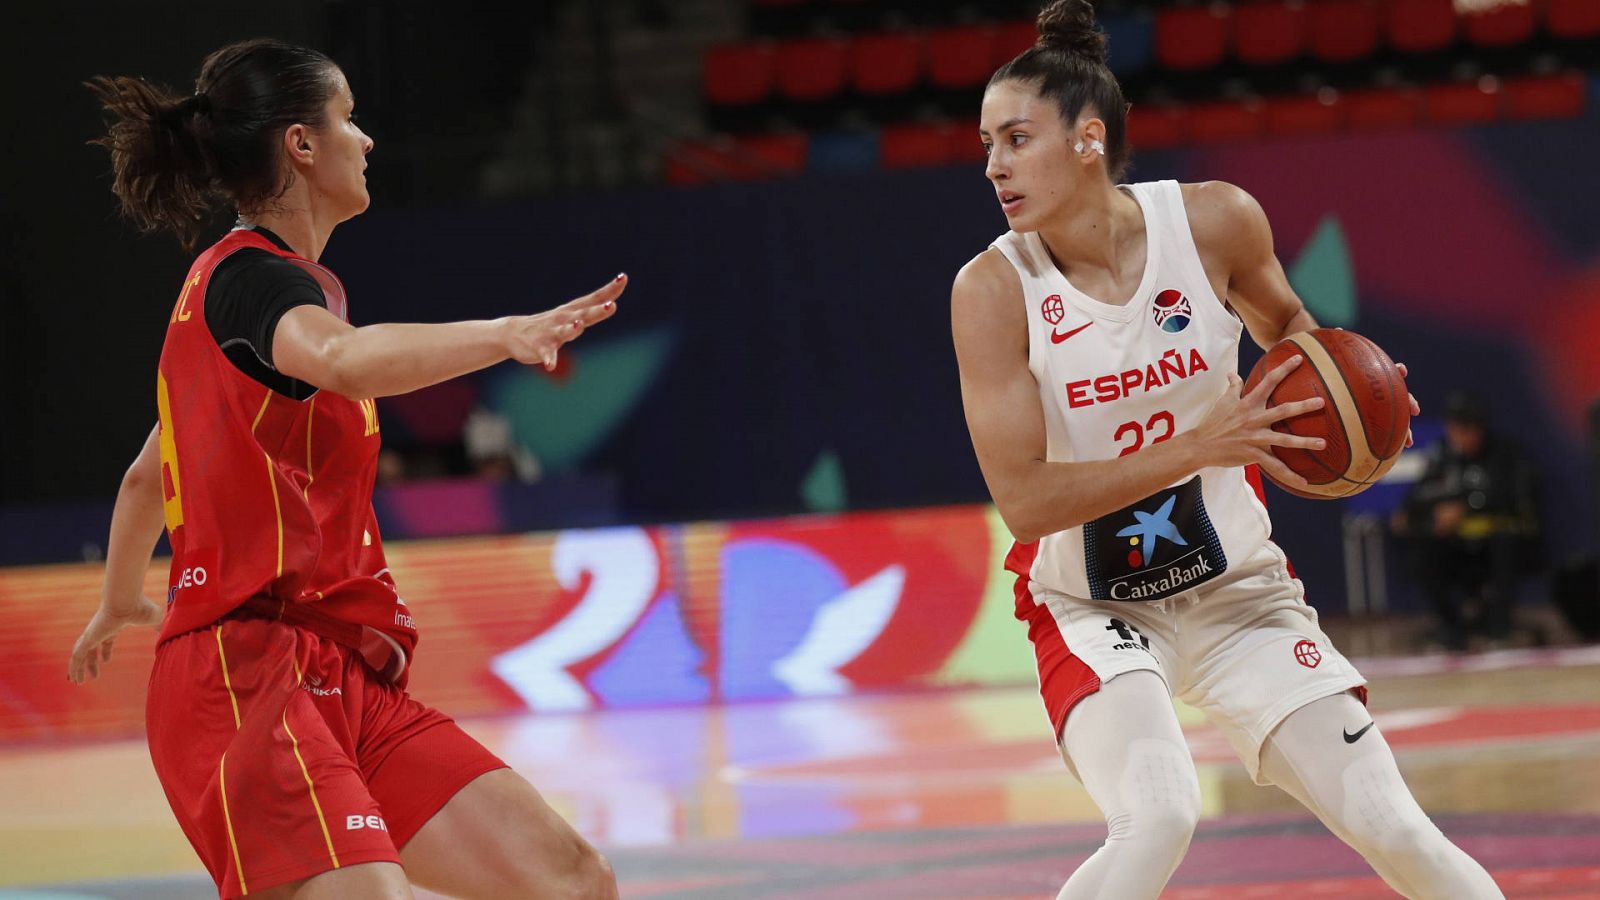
[1288,216,1357,327]
[801,449,848,512]
[488,328,675,474]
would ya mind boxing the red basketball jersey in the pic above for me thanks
[154,229,417,684]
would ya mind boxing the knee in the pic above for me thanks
[1137,801,1201,850]
[1363,816,1448,866]
[561,839,618,900]
[501,834,616,899]
[1107,798,1200,859]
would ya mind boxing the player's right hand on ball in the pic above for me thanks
[503,273,626,370]
[1190,357,1325,489]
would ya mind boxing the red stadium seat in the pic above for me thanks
[1234,1,1308,66]
[880,122,962,169]
[1343,87,1424,129]
[1463,0,1536,47]
[1547,0,1600,39]
[1502,72,1588,120]
[1264,92,1344,136]
[993,20,1040,67]
[850,32,922,96]
[1125,103,1189,149]
[1307,0,1380,63]
[1155,5,1232,72]
[662,133,809,185]
[703,42,775,107]
[1188,99,1264,143]
[927,25,998,89]
[1386,0,1458,53]
[775,38,848,102]
[1425,79,1501,125]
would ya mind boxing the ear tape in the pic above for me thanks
[1074,139,1107,156]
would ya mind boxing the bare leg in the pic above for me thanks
[399,768,616,899]
[251,862,412,900]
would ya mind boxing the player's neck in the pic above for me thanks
[239,188,334,262]
[1036,183,1144,277]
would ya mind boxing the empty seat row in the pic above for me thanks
[670,72,1588,184]
[1129,72,1588,146]
[1161,0,1599,72]
[707,0,1600,108]
[704,22,1039,106]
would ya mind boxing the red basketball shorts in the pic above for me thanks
[147,616,506,897]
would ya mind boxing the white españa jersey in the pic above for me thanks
[992,180,1271,602]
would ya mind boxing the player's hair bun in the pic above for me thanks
[1036,0,1108,65]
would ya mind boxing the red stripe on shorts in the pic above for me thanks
[1007,540,1100,738]
[1245,464,1305,599]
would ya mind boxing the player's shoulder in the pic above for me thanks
[951,246,1021,308]
[1179,181,1268,232]
[1179,181,1274,260]
[215,247,326,299]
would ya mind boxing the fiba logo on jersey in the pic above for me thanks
[1152,289,1192,333]
[1041,293,1065,326]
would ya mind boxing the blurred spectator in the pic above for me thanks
[1391,390,1542,651]
[464,406,542,482]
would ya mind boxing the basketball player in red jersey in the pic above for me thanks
[67,40,620,898]
[951,3,1501,897]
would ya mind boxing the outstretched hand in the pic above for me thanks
[68,596,165,684]
[1189,356,1327,490]
[504,274,627,370]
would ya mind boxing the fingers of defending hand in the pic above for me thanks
[568,273,628,313]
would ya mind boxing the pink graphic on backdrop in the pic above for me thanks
[1195,134,1565,331]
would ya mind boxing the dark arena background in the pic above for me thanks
[2,1,1597,897]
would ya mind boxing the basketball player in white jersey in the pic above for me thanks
[951,3,1503,897]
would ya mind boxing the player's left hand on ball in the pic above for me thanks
[1396,362,1420,447]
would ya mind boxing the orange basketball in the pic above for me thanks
[1242,328,1410,499]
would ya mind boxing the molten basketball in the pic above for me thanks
[1242,328,1410,499]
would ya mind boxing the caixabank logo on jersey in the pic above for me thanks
[1082,476,1226,602]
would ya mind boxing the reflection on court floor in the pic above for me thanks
[3,648,1598,898]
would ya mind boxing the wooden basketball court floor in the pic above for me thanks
[3,646,1597,899]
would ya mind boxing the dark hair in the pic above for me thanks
[989,0,1130,182]
[86,39,342,251]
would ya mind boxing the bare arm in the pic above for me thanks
[1186,181,1419,440]
[273,274,627,398]
[1183,181,1317,349]
[69,425,167,683]
[952,250,1324,543]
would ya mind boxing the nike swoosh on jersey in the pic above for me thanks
[1343,721,1375,743]
[1050,321,1094,343]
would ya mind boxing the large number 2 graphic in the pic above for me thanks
[1114,410,1176,457]
[155,370,184,530]
[489,528,660,711]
